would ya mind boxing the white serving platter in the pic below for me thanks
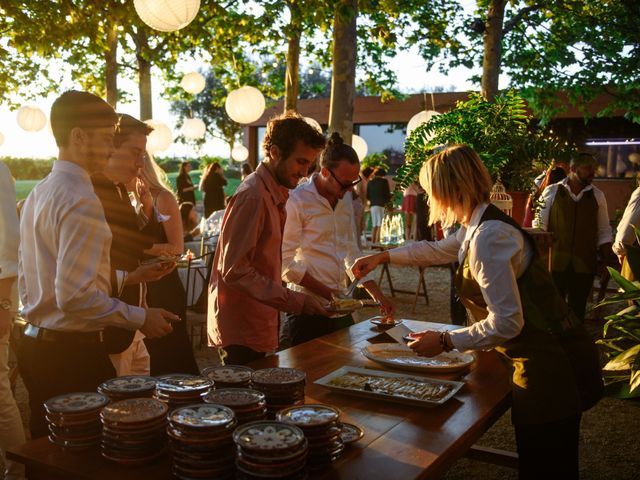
[361,344,475,374]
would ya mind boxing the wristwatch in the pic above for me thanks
[0,298,12,311]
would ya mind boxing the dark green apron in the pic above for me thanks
[454,204,603,425]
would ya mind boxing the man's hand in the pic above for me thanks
[140,308,179,338]
[0,311,11,338]
[125,262,176,285]
[407,330,442,357]
[301,294,332,317]
[377,293,396,320]
[351,252,389,279]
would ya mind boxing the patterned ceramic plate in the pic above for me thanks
[252,368,306,385]
[204,388,265,407]
[44,392,109,414]
[339,423,364,444]
[370,317,403,327]
[170,404,236,429]
[101,398,168,424]
[276,404,340,427]
[99,376,157,394]
[202,366,253,384]
[156,374,213,393]
[233,421,305,452]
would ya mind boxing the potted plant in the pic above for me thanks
[395,91,574,223]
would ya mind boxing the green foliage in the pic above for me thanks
[2,157,54,180]
[361,152,389,172]
[395,91,575,192]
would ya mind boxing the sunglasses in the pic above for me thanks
[328,169,363,190]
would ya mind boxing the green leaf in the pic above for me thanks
[603,344,640,371]
[607,266,639,293]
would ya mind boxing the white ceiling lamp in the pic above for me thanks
[303,117,322,133]
[144,120,173,153]
[180,71,206,94]
[181,118,206,139]
[406,110,440,139]
[133,0,200,32]
[16,105,47,132]
[224,86,265,124]
[231,145,249,162]
[351,134,368,160]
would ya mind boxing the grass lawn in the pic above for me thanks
[15,172,241,202]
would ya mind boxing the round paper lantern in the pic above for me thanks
[17,106,47,132]
[351,134,368,160]
[406,110,440,138]
[144,120,173,153]
[304,117,322,133]
[181,118,206,139]
[629,152,640,165]
[133,0,200,32]
[231,145,249,162]
[224,86,265,124]
[180,71,205,94]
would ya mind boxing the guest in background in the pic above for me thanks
[354,166,373,247]
[523,164,567,227]
[176,161,196,205]
[180,202,201,242]
[241,162,254,181]
[367,167,391,244]
[0,161,26,480]
[139,154,199,375]
[199,162,227,217]
[401,182,420,240]
[613,185,640,280]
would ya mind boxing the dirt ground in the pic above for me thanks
[5,259,639,479]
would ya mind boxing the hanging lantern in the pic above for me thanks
[490,178,513,217]
[231,145,249,162]
[351,134,368,160]
[144,120,173,153]
[406,110,440,138]
[224,86,265,124]
[628,152,640,165]
[133,0,200,32]
[180,71,206,94]
[181,118,206,139]
[16,106,47,132]
[304,117,322,133]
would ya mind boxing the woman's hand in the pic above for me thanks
[407,330,443,357]
[351,251,389,279]
[135,177,153,217]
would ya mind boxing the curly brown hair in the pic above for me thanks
[262,111,326,161]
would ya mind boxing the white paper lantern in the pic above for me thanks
[17,106,47,132]
[304,117,322,133]
[181,118,206,139]
[629,152,640,165]
[231,145,249,162]
[144,120,173,153]
[225,86,266,124]
[180,71,205,94]
[406,110,440,138]
[351,134,368,160]
[133,0,200,32]
[0,132,4,146]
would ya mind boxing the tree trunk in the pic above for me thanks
[481,0,506,102]
[105,23,118,108]
[328,0,357,144]
[284,2,301,112]
[137,55,152,120]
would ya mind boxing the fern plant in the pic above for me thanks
[395,91,574,193]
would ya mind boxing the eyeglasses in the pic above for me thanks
[328,169,362,190]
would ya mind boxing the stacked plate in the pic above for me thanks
[98,375,156,402]
[202,365,253,388]
[233,421,308,479]
[100,397,168,465]
[203,388,267,425]
[251,368,306,417]
[45,392,108,450]
[168,404,237,480]
[154,374,213,410]
[276,404,345,467]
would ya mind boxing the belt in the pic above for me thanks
[23,324,104,344]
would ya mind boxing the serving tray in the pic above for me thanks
[314,366,464,407]
[361,344,475,373]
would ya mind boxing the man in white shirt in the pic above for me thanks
[18,91,177,438]
[533,152,613,320]
[282,133,394,345]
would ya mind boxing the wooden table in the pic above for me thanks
[8,320,512,480]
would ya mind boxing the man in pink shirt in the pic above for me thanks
[208,112,330,364]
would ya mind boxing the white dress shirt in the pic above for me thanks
[613,187,640,257]
[18,160,145,332]
[282,176,374,299]
[533,178,613,246]
[0,162,20,309]
[388,203,533,351]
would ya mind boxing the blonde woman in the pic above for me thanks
[352,144,602,480]
[138,154,199,375]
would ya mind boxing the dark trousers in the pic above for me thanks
[515,414,581,480]
[552,265,595,321]
[221,344,266,366]
[286,313,354,347]
[17,335,116,438]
